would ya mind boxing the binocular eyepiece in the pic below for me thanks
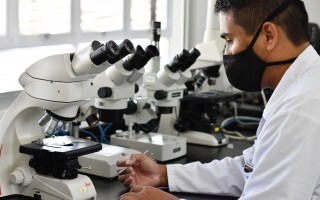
[108,39,135,64]
[167,48,201,73]
[90,40,120,66]
[123,45,159,71]
[90,39,136,66]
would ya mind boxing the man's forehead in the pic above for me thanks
[219,12,247,37]
[219,12,234,35]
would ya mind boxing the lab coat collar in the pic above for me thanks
[263,45,320,119]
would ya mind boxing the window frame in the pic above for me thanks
[0,0,175,51]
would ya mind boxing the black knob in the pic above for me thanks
[174,119,188,132]
[97,87,112,98]
[124,100,138,115]
[143,103,151,109]
[134,84,139,93]
[154,90,167,100]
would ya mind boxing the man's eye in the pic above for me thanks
[226,39,233,44]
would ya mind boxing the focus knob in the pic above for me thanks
[154,90,167,100]
[124,100,138,115]
[97,87,112,98]
[174,119,188,132]
[9,166,33,186]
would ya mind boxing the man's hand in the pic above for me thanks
[117,153,168,188]
[119,185,179,200]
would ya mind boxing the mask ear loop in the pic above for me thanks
[264,0,300,66]
[265,0,298,22]
[248,24,263,49]
[248,0,299,50]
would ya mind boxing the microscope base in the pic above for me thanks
[110,132,187,161]
[21,173,96,200]
[179,130,228,147]
[78,144,141,178]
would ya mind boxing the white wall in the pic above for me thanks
[304,0,320,25]
[186,0,320,49]
[185,0,209,49]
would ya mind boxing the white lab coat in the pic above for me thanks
[167,45,320,199]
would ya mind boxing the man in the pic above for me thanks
[117,0,320,199]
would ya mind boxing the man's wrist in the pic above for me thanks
[159,164,168,187]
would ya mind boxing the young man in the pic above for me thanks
[117,0,320,199]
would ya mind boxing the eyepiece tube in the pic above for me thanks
[180,48,201,71]
[135,45,159,69]
[108,39,135,64]
[90,40,120,65]
[166,49,191,73]
[123,45,146,71]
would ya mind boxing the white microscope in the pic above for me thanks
[110,22,201,161]
[159,0,233,147]
[0,39,124,199]
[77,43,159,178]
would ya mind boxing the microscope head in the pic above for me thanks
[71,40,121,76]
[94,44,158,124]
[142,48,201,115]
[157,48,200,87]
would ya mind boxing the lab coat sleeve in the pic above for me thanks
[167,154,247,197]
[240,109,320,199]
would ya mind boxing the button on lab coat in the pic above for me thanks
[167,45,320,199]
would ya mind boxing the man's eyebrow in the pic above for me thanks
[220,33,229,39]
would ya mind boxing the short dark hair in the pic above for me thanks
[214,0,309,46]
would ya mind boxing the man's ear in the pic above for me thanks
[262,22,278,51]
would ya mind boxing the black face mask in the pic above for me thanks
[223,0,298,92]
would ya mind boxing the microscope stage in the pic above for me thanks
[110,132,187,162]
[20,136,102,159]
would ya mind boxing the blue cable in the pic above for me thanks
[104,123,112,133]
[80,128,99,143]
[221,117,260,128]
[98,123,112,144]
[103,123,112,144]
[98,124,105,143]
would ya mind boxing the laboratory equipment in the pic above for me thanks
[111,21,200,161]
[173,92,235,146]
[111,97,187,162]
[0,39,124,199]
[163,0,232,146]
[77,44,159,177]
[308,23,320,54]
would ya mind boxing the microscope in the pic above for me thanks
[0,39,125,199]
[111,48,201,161]
[163,0,236,147]
[77,42,159,178]
[110,21,200,161]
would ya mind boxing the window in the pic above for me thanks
[130,0,152,30]
[19,0,71,35]
[80,0,124,32]
[155,0,167,29]
[0,0,183,93]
